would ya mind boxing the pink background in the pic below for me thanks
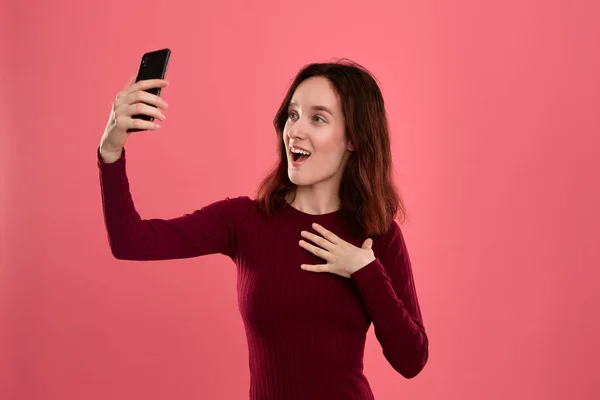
[2,0,599,399]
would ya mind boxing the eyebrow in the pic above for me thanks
[288,102,334,117]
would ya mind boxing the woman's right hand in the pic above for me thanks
[100,77,170,154]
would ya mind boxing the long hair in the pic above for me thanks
[254,58,406,237]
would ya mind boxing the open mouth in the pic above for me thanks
[292,152,311,163]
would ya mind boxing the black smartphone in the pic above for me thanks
[127,48,171,133]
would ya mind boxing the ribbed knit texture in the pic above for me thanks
[97,146,428,399]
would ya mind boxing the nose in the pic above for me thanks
[287,129,301,141]
[287,120,308,141]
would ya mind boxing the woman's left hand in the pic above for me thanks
[299,223,376,278]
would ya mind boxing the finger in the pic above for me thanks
[123,90,169,111]
[301,231,334,251]
[311,223,340,244]
[122,78,169,97]
[125,75,137,88]
[300,264,328,273]
[118,115,161,132]
[299,240,331,261]
[126,102,166,121]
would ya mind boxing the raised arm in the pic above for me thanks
[98,146,249,261]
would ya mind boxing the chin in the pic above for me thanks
[288,175,305,186]
[288,172,312,187]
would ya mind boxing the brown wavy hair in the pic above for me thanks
[254,58,406,237]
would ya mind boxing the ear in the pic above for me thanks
[347,141,356,151]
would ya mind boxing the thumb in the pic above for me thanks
[362,238,373,249]
[126,75,137,88]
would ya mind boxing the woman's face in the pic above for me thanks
[283,76,355,188]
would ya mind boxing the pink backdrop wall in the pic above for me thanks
[2,0,599,399]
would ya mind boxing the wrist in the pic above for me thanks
[99,144,123,163]
[352,255,376,275]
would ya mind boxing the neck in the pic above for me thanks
[286,188,341,215]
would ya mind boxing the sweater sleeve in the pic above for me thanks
[97,146,249,261]
[350,220,429,379]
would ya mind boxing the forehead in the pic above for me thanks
[289,76,340,112]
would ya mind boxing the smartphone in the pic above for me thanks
[127,48,171,133]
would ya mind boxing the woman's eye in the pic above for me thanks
[287,112,324,124]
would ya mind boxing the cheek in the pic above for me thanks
[315,136,344,156]
[282,130,289,145]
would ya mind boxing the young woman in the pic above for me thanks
[98,59,429,399]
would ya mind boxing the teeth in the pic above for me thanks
[290,147,311,156]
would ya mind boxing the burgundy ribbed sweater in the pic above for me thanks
[97,146,428,399]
